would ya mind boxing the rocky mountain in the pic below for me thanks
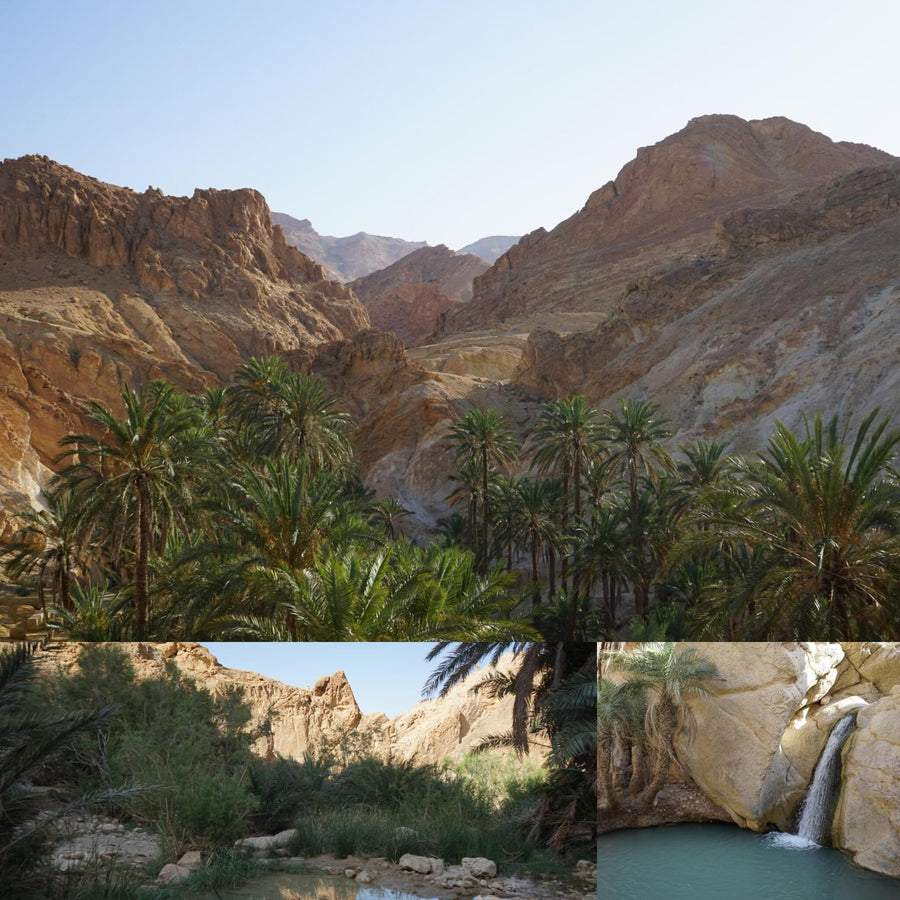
[427,115,900,453]
[0,156,368,516]
[349,245,489,345]
[34,642,535,767]
[605,642,900,879]
[272,212,427,282]
[445,115,894,333]
[457,235,520,264]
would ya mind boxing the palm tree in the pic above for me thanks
[1,489,85,612]
[223,543,535,642]
[602,398,674,619]
[226,356,353,473]
[447,408,519,572]
[506,477,565,604]
[370,497,412,540]
[699,410,900,638]
[575,505,628,632]
[606,643,718,803]
[528,660,598,848]
[55,381,207,635]
[164,457,357,635]
[531,395,602,532]
[0,642,118,897]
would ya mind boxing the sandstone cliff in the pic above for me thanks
[34,642,534,767]
[350,245,488,346]
[656,642,900,878]
[420,117,900,456]
[272,212,427,282]
[510,163,900,449]
[0,156,369,510]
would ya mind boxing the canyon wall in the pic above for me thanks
[671,642,900,877]
[0,156,368,513]
[34,642,534,767]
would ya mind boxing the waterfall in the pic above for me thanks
[793,712,858,846]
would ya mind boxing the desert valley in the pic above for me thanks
[1,114,899,643]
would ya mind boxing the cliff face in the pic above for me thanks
[350,245,488,346]
[34,642,534,766]
[658,642,900,878]
[272,212,427,282]
[0,156,369,509]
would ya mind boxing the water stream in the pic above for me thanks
[793,711,858,845]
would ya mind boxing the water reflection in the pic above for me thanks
[199,871,438,900]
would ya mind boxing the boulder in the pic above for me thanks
[398,853,437,874]
[233,829,296,854]
[834,689,900,877]
[461,856,497,879]
[157,863,191,884]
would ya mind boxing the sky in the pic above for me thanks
[204,642,447,718]
[4,1,900,249]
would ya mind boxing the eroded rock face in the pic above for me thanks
[836,688,900,876]
[0,156,369,512]
[34,642,534,767]
[444,115,894,333]
[509,163,900,453]
[655,642,900,878]
[350,245,488,346]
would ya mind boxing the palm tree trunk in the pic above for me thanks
[37,562,46,615]
[60,554,70,610]
[629,743,646,795]
[481,447,489,573]
[548,545,556,599]
[135,478,149,636]
[629,455,647,619]
[598,737,618,809]
[531,536,540,604]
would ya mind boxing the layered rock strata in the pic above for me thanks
[350,244,488,345]
[0,156,368,510]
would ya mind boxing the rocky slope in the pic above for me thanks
[613,642,900,879]
[349,245,489,345]
[34,641,536,766]
[445,115,894,332]
[272,212,427,282]
[425,115,900,452]
[0,156,369,513]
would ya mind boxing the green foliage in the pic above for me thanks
[29,354,899,642]
[248,753,336,831]
[0,642,118,899]
[44,645,258,854]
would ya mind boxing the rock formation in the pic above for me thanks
[33,642,537,767]
[618,642,900,878]
[0,156,368,511]
[350,245,488,346]
[445,115,894,332]
[272,212,427,282]
[427,115,900,459]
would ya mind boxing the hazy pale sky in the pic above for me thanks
[5,1,899,248]
[204,642,443,718]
